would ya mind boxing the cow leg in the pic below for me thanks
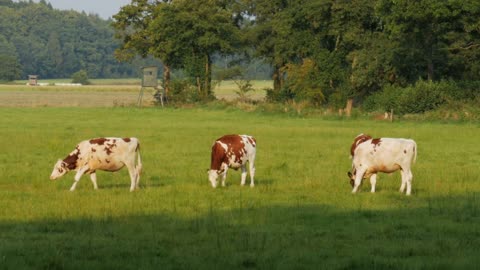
[221,168,228,187]
[370,174,377,193]
[405,170,413,196]
[89,171,98,190]
[248,160,255,187]
[351,169,365,193]
[126,163,137,192]
[399,170,407,194]
[70,166,88,191]
[135,165,141,189]
[240,165,247,186]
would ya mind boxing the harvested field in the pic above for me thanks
[0,81,269,107]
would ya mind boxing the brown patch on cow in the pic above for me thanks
[63,147,81,170]
[247,136,256,146]
[404,149,407,154]
[350,134,372,156]
[103,141,117,155]
[89,138,108,145]
[104,147,113,155]
[210,142,225,171]
[106,159,110,163]
[210,135,251,171]
[371,138,382,152]
[123,138,131,143]
[91,148,96,152]
[371,138,382,146]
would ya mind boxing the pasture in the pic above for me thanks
[0,103,479,268]
[0,79,268,107]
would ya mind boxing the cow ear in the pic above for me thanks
[347,172,352,178]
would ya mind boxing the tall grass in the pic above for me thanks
[0,107,478,269]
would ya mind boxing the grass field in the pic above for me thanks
[0,80,269,107]
[0,105,479,269]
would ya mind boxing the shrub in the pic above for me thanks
[167,79,202,103]
[397,80,445,114]
[265,86,296,103]
[71,70,91,85]
[362,80,476,114]
[363,84,402,112]
[233,79,254,102]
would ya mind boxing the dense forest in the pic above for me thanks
[113,0,480,110]
[0,0,159,80]
[1,0,479,112]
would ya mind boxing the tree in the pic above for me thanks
[377,0,462,82]
[113,0,242,99]
[0,34,20,81]
[243,0,291,92]
[71,69,91,85]
[113,0,174,95]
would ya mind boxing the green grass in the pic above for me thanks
[0,107,479,269]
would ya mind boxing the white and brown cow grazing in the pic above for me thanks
[50,137,142,192]
[208,134,256,188]
[348,133,417,195]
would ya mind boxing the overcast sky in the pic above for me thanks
[15,0,132,19]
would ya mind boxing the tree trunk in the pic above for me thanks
[163,64,171,96]
[272,64,284,92]
[204,54,211,97]
[427,60,434,81]
[196,77,201,93]
[345,98,353,117]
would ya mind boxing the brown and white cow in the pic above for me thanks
[347,133,417,195]
[50,137,142,192]
[208,134,256,188]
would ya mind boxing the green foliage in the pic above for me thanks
[363,80,479,114]
[233,79,255,102]
[168,79,203,103]
[71,70,91,85]
[265,86,295,103]
[0,1,157,79]
[0,55,21,82]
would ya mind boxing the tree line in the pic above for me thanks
[113,0,480,108]
[0,0,159,81]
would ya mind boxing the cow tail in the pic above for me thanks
[136,141,142,176]
[413,141,417,164]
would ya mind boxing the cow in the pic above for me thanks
[50,137,142,192]
[208,134,256,188]
[347,133,417,195]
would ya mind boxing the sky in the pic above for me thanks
[15,0,132,19]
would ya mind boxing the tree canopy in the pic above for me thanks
[0,0,158,80]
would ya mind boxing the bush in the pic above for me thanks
[71,70,91,85]
[363,84,402,112]
[265,86,296,103]
[233,79,255,102]
[362,80,476,114]
[167,79,202,103]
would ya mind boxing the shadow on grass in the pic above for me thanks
[0,193,478,270]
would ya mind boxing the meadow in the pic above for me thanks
[0,86,479,269]
[0,79,268,107]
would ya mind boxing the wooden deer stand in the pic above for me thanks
[138,66,164,107]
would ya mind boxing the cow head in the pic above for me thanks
[347,169,355,187]
[50,159,69,180]
[207,169,219,188]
